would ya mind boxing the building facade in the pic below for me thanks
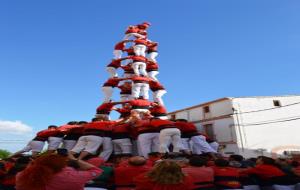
[167,95,300,158]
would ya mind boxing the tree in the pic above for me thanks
[0,149,11,159]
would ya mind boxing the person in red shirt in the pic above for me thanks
[95,101,123,119]
[106,58,127,78]
[130,76,152,100]
[102,77,127,103]
[114,156,151,190]
[123,55,148,76]
[149,80,167,105]
[211,159,242,189]
[113,40,132,59]
[59,121,79,151]
[133,38,149,57]
[126,98,152,114]
[146,60,159,81]
[111,122,133,155]
[146,41,158,62]
[123,22,150,40]
[149,103,168,120]
[46,125,65,153]
[182,156,215,189]
[115,103,132,119]
[134,160,194,190]
[117,81,132,101]
[121,62,135,78]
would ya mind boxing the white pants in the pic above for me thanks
[106,67,118,78]
[190,135,217,154]
[62,140,77,151]
[120,94,132,101]
[148,52,158,62]
[132,83,149,99]
[112,138,132,155]
[22,140,45,153]
[71,135,103,154]
[148,71,159,81]
[123,33,145,40]
[137,133,160,158]
[102,86,113,103]
[113,50,122,59]
[181,138,191,151]
[153,90,167,105]
[132,62,147,76]
[159,128,182,153]
[48,137,63,151]
[99,137,113,161]
[123,73,134,79]
[209,142,219,152]
[133,44,146,56]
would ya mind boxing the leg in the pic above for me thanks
[79,135,103,160]
[112,140,122,155]
[140,83,149,99]
[170,129,183,152]
[119,138,133,154]
[47,137,63,152]
[151,133,160,153]
[191,135,217,153]
[102,86,113,103]
[140,45,147,57]
[133,45,141,56]
[148,71,159,81]
[113,50,122,59]
[63,140,77,151]
[148,52,158,62]
[153,90,167,105]
[139,62,148,76]
[159,129,172,153]
[137,133,152,158]
[106,67,118,78]
[131,83,141,99]
[132,62,140,76]
[99,137,113,161]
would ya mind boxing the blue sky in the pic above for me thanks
[0,0,299,152]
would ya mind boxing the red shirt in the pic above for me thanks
[150,119,175,129]
[128,99,152,109]
[134,38,148,46]
[175,122,198,137]
[122,63,134,74]
[125,26,139,34]
[149,105,167,117]
[114,40,130,50]
[211,166,242,189]
[147,42,158,52]
[115,108,131,118]
[115,165,151,188]
[182,166,214,189]
[107,59,122,68]
[131,76,152,83]
[127,55,147,62]
[149,81,165,91]
[103,78,122,87]
[36,129,63,139]
[96,102,115,114]
[58,124,81,135]
[84,121,115,131]
[124,47,135,56]
[134,173,194,190]
[146,61,159,71]
[117,84,132,95]
[240,164,285,180]
[112,123,131,134]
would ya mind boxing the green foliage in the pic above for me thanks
[0,149,11,159]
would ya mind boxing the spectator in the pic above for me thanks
[16,153,102,190]
[134,160,194,190]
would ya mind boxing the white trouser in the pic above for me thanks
[99,137,113,161]
[71,135,103,154]
[101,86,113,103]
[106,67,118,78]
[148,52,158,62]
[133,44,146,57]
[153,90,167,105]
[123,33,145,40]
[123,73,134,79]
[159,128,182,153]
[22,140,45,153]
[48,137,63,151]
[132,140,140,156]
[137,133,160,158]
[112,138,132,155]
[132,83,149,99]
[148,71,159,81]
[120,94,132,101]
[113,50,122,59]
[62,140,77,151]
[155,116,169,120]
[132,62,147,76]
[209,142,219,152]
[190,135,217,154]
[181,138,191,151]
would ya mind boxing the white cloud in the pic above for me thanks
[0,120,33,134]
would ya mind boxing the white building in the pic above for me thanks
[167,95,300,158]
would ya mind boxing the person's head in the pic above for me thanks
[189,156,207,167]
[229,154,244,162]
[92,115,108,122]
[147,160,185,185]
[256,156,275,165]
[123,103,131,109]
[67,121,78,125]
[78,121,88,126]
[47,125,58,130]
[16,154,68,190]
[128,156,147,166]
[214,159,229,167]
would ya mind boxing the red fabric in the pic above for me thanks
[125,26,139,34]
[96,102,115,114]
[36,129,61,138]
[128,99,152,107]
[103,78,122,87]
[107,59,122,68]
[115,108,131,118]
[127,55,147,62]
[146,61,159,71]
[134,38,148,46]
[84,121,115,131]
[134,173,195,190]
[147,42,158,51]
[174,122,197,133]
[240,164,285,180]
[211,166,242,188]
[135,120,157,133]
[182,166,214,188]
[68,126,84,135]
[121,63,134,73]
[117,84,132,94]
[112,123,131,134]
[131,76,152,83]
[149,81,165,91]
[149,119,174,128]
[58,124,81,134]
[123,47,135,55]
[114,41,127,50]
[86,157,105,167]
[115,165,151,188]
[149,105,167,115]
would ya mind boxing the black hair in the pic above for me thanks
[215,159,229,167]
[229,154,244,162]
[67,121,78,125]
[258,156,275,165]
[189,156,207,167]
[48,125,58,129]
[78,121,88,124]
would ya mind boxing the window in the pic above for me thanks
[273,100,281,107]
[203,106,210,113]
[203,124,215,140]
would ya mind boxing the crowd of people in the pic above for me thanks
[2,22,300,190]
